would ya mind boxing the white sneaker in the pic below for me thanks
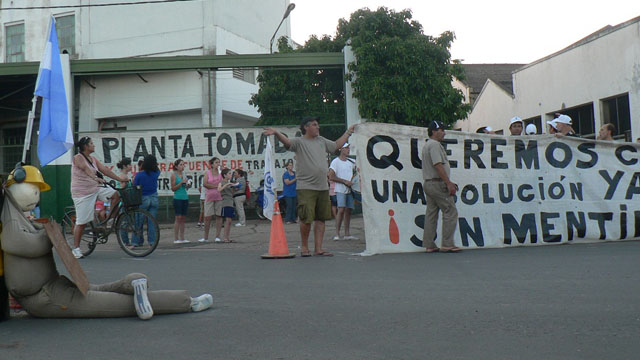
[198,238,208,243]
[234,223,245,227]
[344,235,358,240]
[190,294,213,312]
[131,278,153,320]
[181,239,190,243]
[332,235,341,241]
[72,247,83,259]
[173,240,182,244]
[215,237,222,243]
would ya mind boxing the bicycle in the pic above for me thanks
[61,182,160,257]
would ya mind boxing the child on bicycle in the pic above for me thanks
[218,168,239,243]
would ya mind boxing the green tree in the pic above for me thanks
[250,7,469,129]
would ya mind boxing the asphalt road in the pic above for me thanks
[1,215,640,359]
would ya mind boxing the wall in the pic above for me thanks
[451,77,471,131]
[467,80,515,133]
[78,71,203,131]
[212,0,292,50]
[214,28,265,127]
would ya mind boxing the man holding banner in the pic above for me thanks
[264,117,355,257]
[421,121,461,253]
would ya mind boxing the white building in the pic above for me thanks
[0,0,294,134]
[456,15,640,140]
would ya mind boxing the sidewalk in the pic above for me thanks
[152,214,366,255]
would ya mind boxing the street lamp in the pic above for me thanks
[269,3,295,54]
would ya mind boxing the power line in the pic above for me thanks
[0,0,198,11]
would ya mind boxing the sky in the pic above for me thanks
[289,0,640,64]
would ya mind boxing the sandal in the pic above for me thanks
[440,247,462,253]
[301,251,312,257]
[426,247,440,253]
[313,251,333,257]
[223,239,235,243]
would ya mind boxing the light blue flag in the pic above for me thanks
[35,18,73,166]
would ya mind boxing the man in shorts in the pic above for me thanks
[263,117,355,257]
[329,142,357,241]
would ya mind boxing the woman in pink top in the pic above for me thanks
[70,137,128,258]
[199,157,223,242]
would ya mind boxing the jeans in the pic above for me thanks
[284,196,297,222]
[134,194,158,246]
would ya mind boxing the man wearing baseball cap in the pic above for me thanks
[263,117,355,257]
[421,120,461,253]
[509,117,523,136]
[553,114,577,137]
[525,123,538,135]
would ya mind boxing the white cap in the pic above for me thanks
[509,116,523,126]
[340,142,350,149]
[554,114,572,125]
[525,123,537,135]
[546,119,558,130]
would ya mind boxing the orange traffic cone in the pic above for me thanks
[261,201,295,259]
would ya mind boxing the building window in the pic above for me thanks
[2,127,26,173]
[5,23,25,62]
[55,14,75,55]
[601,93,631,141]
[555,103,595,138]
[226,50,256,84]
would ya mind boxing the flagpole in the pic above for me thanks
[22,96,39,163]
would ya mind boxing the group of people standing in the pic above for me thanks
[196,158,248,244]
[481,113,618,141]
[69,117,359,258]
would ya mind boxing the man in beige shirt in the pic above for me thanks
[264,117,355,257]
[421,120,461,253]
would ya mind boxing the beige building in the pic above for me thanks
[455,15,640,140]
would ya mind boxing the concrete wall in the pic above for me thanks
[1,0,291,132]
[451,77,471,131]
[467,18,640,137]
[0,0,292,60]
[214,28,264,127]
[467,80,515,133]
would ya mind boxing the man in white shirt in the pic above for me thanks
[328,143,357,241]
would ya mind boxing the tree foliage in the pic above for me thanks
[250,7,470,128]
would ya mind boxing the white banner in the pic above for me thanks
[353,123,640,254]
[83,127,299,195]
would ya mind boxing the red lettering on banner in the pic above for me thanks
[160,163,166,171]
[222,160,228,168]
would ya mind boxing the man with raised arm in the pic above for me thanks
[263,117,355,257]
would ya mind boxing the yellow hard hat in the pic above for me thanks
[6,164,51,192]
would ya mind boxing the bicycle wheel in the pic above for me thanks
[61,211,97,257]
[115,208,160,257]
